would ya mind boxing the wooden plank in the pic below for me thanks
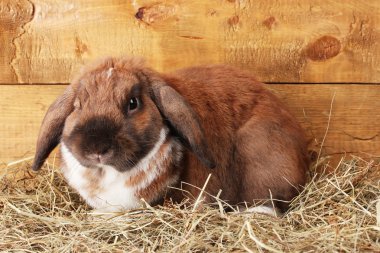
[0,85,65,164]
[0,0,34,83]
[1,0,379,84]
[1,84,380,163]
[272,84,380,158]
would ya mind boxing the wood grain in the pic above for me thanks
[0,85,64,164]
[1,84,379,163]
[0,0,34,83]
[272,84,380,157]
[1,0,379,84]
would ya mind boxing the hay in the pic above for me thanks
[0,157,379,252]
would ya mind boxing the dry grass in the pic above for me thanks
[0,157,379,252]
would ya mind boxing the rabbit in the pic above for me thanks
[32,57,309,214]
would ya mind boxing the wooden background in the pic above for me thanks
[1,0,379,164]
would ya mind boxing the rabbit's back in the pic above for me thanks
[164,65,309,211]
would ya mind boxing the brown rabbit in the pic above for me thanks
[32,57,309,214]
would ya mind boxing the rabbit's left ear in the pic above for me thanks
[150,81,216,169]
[32,86,75,171]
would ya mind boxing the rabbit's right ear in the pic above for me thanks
[32,86,75,171]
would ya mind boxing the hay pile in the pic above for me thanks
[0,157,379,252]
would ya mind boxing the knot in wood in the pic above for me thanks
[306,35,341,61]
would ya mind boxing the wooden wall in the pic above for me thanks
[1,0,380,163]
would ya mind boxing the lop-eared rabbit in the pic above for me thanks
[32,57,309,215]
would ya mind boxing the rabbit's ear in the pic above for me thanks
[32,86,75,171]
[150,81,216,169]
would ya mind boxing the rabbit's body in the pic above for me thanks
[162,66,309,210]
[33,58,309,213]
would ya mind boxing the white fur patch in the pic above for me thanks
[106,67,114,79]
[246,206,278,216]
[61,128,175,212]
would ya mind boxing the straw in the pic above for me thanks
[0,156,379,252]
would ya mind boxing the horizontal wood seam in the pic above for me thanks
[1,83,380,86]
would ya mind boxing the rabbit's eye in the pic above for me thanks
[129,97,139,111]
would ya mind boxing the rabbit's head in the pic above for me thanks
[32,57,215,172]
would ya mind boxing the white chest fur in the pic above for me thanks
[60,128,176,212]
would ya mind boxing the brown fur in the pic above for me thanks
[125,141,174,189]
[159,66,309,210]
[33,57,309,212]
[82,166,104,198]
[135,137,183,203]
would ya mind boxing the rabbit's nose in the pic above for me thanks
[86,148,113,164]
